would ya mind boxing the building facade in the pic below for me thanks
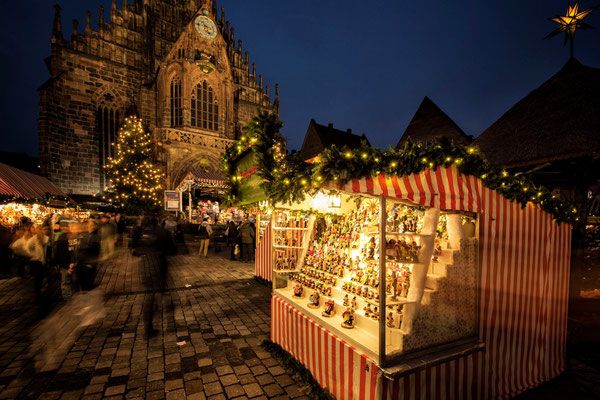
[38,0,278,196]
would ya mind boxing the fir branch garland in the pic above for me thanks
[223,117,577,224]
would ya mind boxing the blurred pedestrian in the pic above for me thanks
[197,217,212,258]
[54,221,74,300]
[226,220,238,260]
[239,220,255,263]
[115,213,127,246]
[143,218,175,338]
[99,214,116,261]
[27,224,50,306]
[10,223,34,277]
[76,218,101,291]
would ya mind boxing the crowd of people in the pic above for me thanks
[0,213,127,309]
[223,218,257,263]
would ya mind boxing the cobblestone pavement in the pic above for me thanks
[0,245,309,400]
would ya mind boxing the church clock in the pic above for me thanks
[194,16,217,40]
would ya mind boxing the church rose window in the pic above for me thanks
[97,106,120,189]
[170,78,182,127]
[191,81,219,131]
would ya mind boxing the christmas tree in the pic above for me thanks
[103,115,164,214]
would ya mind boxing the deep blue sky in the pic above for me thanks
[1,0,599,155]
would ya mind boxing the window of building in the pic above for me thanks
[170,78,182,126]
[97,106,120,189]
[191,81,219,131]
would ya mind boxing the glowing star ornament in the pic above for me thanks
[546,2,597,57]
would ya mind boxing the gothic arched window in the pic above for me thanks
[97,105,120,189]
[170,78,182,127]
[191,81,219,131]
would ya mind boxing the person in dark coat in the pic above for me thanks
[238,221,256,263]
[143,219,175,338]
[75,219,101,291]
[54,221,74,299]
[226,220,238,260]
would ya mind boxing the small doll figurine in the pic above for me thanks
[307,291,320,309]
[367,237,376,259]
[293,284,304,298]
[371,306,380,320]
[341,307,355,329]
[343,294,350,307]
[364,303,373,317]
[432,241,442,262]
[351,296,357,310]
[395,305,404,328]
[322,299,335,317]
[362,286,369,298]
[386,311,394,328]
[391,270,398,299]
[367,290,375,300]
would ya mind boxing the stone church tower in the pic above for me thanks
[38,0,278,196]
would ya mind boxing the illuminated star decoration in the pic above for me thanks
[545,2,597,57]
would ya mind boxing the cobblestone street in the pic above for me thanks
[0,245,308,400]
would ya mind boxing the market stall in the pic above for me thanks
[268,166,570,399]
[0,162,83,226]
[224,116,572,399]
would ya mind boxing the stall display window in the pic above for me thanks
[272,194,479,363]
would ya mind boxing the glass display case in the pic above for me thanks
[272,193,479,365]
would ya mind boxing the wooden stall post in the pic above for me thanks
[379,196,387,367]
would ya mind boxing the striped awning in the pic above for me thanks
[175,170,226,191]
[0,162,68,200]
[324,165,483,213]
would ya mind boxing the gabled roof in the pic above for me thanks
[474,58,600,167]
[396,96,472,149]
[0,162,68,200]
[299,119,370,161]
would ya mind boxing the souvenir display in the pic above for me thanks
[307,291,320,308]
[272,199,479,358]
[341,307,355,329]
[322,299,335,317]
[293,284,304,298]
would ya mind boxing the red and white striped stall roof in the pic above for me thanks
[270,165,571,399]
[0,162,68,199]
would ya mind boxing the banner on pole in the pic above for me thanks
[234,146,267,205]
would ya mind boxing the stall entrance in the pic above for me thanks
[175,171,227,221]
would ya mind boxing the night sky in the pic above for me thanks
[1,0,599,156]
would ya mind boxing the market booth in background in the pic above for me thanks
[0,162,83,225]
[259,166,570,399]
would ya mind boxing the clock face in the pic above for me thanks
[194,16,217,40]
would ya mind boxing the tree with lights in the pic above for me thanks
[103,115,164,214]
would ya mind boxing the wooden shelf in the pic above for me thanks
[274,245,304,250]
[274,227,309,231]
[274,269,298,274]
[366,231,430,237]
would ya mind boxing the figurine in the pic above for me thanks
[307,291,320,309]
[364,303,373,317]
[395,305,404,328]
[322,300,335,317]
[391,270,398,299]
[343,294,350,307]
[432,242,442,262]
[386,312,394,328]
[341,307,355,329]
[351,296,357,310]
[371,306,379,320]
[293,284,304,299]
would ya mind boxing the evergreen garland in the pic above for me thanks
[223,117,577,224]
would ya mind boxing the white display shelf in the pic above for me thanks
[273,245,304,250]
[366,231,430,237]
[273,269,298,274]
[275,287,380,360]
[273,227,309,231]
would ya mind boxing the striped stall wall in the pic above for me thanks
[255,221,272,282]
[273,166,571,399]
[271,295,381,400]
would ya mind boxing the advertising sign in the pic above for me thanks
[164,190,181,211]
[235,146,267,205]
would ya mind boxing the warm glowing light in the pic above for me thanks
[546,2,596,56]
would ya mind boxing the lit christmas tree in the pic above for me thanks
[103,115,165,214]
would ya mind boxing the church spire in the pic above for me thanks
[85,11,92,35]
[52,4,63,42]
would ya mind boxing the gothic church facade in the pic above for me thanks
[38,0,278,196]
